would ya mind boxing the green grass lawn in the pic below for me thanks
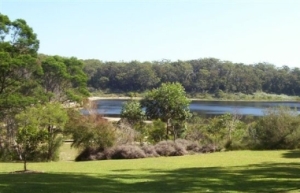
[1,149,300,193]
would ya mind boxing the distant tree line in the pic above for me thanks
[83,58,300,96]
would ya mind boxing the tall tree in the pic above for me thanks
[0,13,41,112]
[38,55,89,103]
[0,13,41,151]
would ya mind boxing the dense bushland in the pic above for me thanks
[83,59,300,97]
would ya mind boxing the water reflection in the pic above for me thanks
[81,99,300,117]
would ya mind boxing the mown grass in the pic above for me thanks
[1,149,300,193]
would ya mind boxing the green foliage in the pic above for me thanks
[141,82,191,140]
[84,58,300,98]
[148,119,166,143]
[15,103,68,166]
[120,100,145,126]
[0,14,89,163]
[65,110,116,150]
[37,55,89,103]
[253,107,300,149]
[186,114,248,151]
[185,116,206,142]
[0,13,42,116]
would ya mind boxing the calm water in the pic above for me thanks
[82,99,300,117]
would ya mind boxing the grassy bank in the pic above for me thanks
[1,149,300,193]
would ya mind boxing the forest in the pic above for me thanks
[83,58,300,96]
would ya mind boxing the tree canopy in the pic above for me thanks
[0,13,41,115]
[141,82,191,140]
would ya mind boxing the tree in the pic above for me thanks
[0,13,42,157]
[120,100,147,143]
[120,100,145,126]
[141,82,191,140]
[16,121,47,171]
[0,14,40,110]
[37,55,89,103]
[15,103,68,170]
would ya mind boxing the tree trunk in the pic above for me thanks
[166,119,170,140]
[23,153,27,171]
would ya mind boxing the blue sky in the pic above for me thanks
[1,0,300,67]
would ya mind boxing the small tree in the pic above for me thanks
[120,100,145,126]
[141,82,191,140]
[16,125,47,171]
[16,103,68,170]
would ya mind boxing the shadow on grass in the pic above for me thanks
[282,150,300,159]
[1,162,300,193]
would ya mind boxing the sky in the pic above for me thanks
[1,0,300,68]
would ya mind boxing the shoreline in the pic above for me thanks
[103,116,152,123]
[88,96,299,102]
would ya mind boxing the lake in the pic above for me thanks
[82,99,300,117]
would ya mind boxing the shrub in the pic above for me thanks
[175,139,202,153]
[141,145,159,157]
[107,145,146,159]
[148,119,166,143]
[75,147,98,161]
[115,121,137,145]
[253,107,300,149]
[154,140,187,156]
[65,110,116,150]
[75,139,213,161]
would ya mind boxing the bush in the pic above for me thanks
[107,145,146,159]
[65,110,116,150]
[115,121,138,145]
[75,147,98,161]
[148,119,166,143]
[253,107,300,149]
[0,144,19,161]
[75,139,213,161]
[154,140,187,156]
[141,145,159,157]
[175,139,202,153]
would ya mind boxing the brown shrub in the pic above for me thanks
[106,145,146,159]
[175,139,202,153]
[154,140,187,156]
[141,145,159,157]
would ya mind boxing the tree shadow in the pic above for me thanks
[281,150,300,159]
[1,162,300,193]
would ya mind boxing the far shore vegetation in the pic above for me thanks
[89,91,300,102]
